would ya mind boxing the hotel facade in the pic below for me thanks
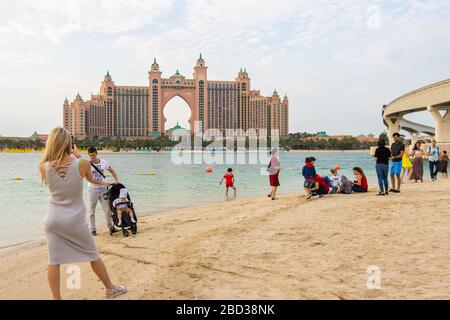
[63,55,289,139]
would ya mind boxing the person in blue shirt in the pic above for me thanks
[427,140,440,181]
[302,157,319,200]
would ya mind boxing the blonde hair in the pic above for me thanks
[40,127,72,182]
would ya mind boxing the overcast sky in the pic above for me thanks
[0,0,449,137]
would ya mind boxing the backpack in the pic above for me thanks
[315,175,330,194]
[340,175,353,194]
[428,146,439,155]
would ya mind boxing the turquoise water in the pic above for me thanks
[1,151,376,249]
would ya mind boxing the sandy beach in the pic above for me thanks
[0,179,449,300]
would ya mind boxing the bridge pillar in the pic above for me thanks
[384,116,402,145]
[428,106,450,143]
[410,132,420,146]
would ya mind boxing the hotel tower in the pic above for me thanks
[63,55,289,139]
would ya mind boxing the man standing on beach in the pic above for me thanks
[86,147,120,236]
[427,140,440,181]
[389,133,405,193]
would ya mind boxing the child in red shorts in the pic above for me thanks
[220,168,237,197]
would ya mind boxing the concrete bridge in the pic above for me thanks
[383,78,450,144]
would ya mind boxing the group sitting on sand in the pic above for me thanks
[301,132,448,199]
[302,156,368,200]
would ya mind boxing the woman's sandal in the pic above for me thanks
[106,284,128,299]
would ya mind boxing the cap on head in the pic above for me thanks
[119,188,128,198]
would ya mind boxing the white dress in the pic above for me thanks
[44,159,100,265]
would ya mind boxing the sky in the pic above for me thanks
[0,0,449,137]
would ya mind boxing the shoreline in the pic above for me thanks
[0,191,300,257]
[1,149,371,154]
[1,179,449,299]
[286,149,369,153]
[0,174,438,256]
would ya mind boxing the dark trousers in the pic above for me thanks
[352,185,368,193]
[376,163,389,193]
[429,160,440,179]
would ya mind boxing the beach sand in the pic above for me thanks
[0,179,449,300]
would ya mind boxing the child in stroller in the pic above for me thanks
[106,183,137,237]
[113,188,136,226]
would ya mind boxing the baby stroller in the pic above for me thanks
[105,183,137,237]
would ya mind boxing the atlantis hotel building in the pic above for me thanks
[63,55,289,139]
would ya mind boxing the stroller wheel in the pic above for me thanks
[109,227,118,236]
[131,226,137,235]
[123,229,129,237]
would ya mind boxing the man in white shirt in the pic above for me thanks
[87,147,120,235]
[427,140,440,181]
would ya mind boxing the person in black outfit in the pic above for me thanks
[374,138,391,195]
[389,133,405,193]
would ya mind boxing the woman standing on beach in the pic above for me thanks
[267,148,280,200]
[38,127,127,300]
[401,142,413,183]
[374,138,391,195]
[411,142,425,182]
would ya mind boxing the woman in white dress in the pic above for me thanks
[38,127,127,299]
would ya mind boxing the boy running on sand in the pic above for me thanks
[220,168,237,197]
[302,157,319,200]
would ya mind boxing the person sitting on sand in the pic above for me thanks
[313,174,329,197]
[302,157,319,200]
[329,168,341,194]
[220,168,237,197]
[351,167,368,193]
[112,188,136,226]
